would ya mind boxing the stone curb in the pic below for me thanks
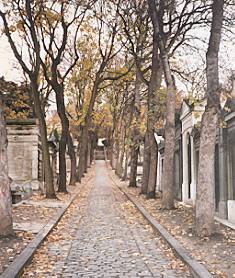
[0,179,90,278]
[108,172,213,278]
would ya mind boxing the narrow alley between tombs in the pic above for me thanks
[0,1,235,277]
[21,161,191,278]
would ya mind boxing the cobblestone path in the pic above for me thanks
[61,161,190,278]
[22,161,191,277]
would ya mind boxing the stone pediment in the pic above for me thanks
[193,98,206,112]
[180,100,191,120]
[154,132,163,144]
[224,98,235,114]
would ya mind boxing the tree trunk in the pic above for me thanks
[141,133,151,194]
[146,36,165,196]
[140,4,162,195]
[77,125,88,182]
[87,140,91,168]
[129,145,139,187]
[141,72,162,195]
[147,133,158,198]
[122,151,129,181]
[114,134,121,171]
[0,96,13,237]
[57,127,68,192]
[196,108,218,235]
[111,136,118,170]
[55,87,69,193]
[116,146,125,178]
[148,0,176,209]
[77,77,100,181]
[110,137,115,168]
[67,133,77,186]
[129,70,141,187]
[116,118,128,178]
[196,0,224,237]
[32,83,56,198]
[161,82,176,209]
[110,116,117,168]
[90,133,96,163]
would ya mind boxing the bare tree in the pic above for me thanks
[146,0,211,205]
[119,1,162,196]
[38,1,87,191]
[147,0,176,207]
[77,0,128,181]
[196,0,224,237]
[0,1,56,198]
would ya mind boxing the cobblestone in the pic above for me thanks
[61,161,190,277]
[23,161,191,277]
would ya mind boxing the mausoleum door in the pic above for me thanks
[196,150,199,185]
[215,144,220,210]
[174,150,180,199]
[188,136,192,199]
[228,136,235,200]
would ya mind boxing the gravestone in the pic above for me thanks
[6,119,42,194]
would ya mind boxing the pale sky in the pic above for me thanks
[0,36,22,81]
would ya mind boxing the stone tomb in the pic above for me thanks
[6,119,42,197]
[156,97,235,225]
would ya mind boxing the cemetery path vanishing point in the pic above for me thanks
[23,161,191,278]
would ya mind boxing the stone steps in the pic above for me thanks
[95,150,105,160]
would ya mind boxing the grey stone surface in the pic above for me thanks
[13,222,44,233]
[58,161,190,278]
[1,188,81,278]
[117,183,214,278]
[23,200,66,208]
[7,122,40,186]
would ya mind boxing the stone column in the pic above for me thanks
[190,135,197,202]
[219,127,228,219]
[32,144,38,180]
[31,143,39,190]
[182,133,189,202]
[156,152,161,191]
[158,156,163,192]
